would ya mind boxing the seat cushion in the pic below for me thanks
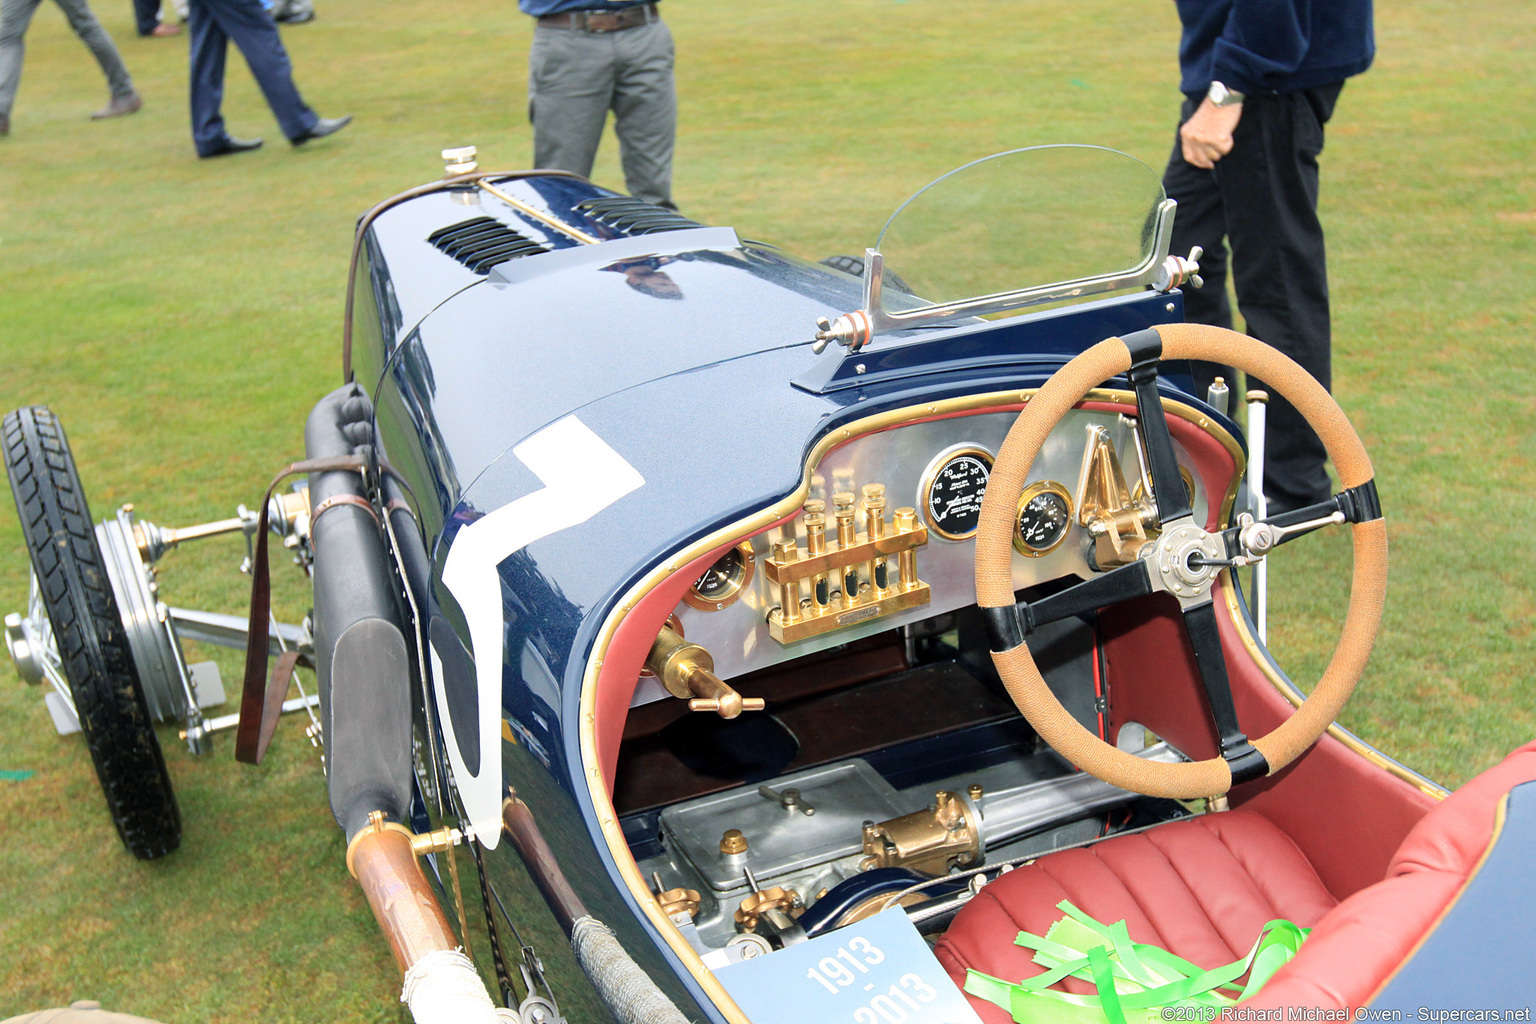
[937,743,1536,1020]
[934,810,1338,1024]
[1242,740,1536,1010]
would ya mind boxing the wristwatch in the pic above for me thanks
[1207,81,1245,107]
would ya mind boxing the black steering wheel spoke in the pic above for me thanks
[1181,601,1268,785]
[984,561,1153,653]
[1122,329,1194,526]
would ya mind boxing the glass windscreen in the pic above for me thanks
[875,145,1166,315]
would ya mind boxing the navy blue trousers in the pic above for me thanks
[187,0,315,153]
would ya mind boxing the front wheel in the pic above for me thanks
[4,406,181,859]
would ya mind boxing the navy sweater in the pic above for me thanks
[1175,0,1374,96]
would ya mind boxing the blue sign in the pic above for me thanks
[715,908,985,1024]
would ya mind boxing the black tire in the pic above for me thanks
[4,406,181,859]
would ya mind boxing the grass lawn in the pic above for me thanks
[1,0,1532,1020]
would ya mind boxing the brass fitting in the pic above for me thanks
[734,886,802,932]
[862,483,888,592]
[658,887,702,920]
[804,499,830,610]
[860,791,982,877]
[773,540,801,626]
[719,829,749,856]
[345,810,460,877]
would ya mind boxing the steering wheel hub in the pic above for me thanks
[1150,521,1226,602]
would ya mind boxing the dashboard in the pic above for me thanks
[631,395,1221,701]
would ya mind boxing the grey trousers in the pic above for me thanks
[528,17,676,208]
[0,0,135,117]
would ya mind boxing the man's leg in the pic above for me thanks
[1216,84,1343,511]
[208,0,315,140]
[187,0,231,151]
[132,0,157,34]
[1162,95,1236,400]
[0,0,44,121]
[611,18,675,208]
[528,24,614,179]
[53,0,135,100]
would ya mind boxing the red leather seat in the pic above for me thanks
[935,742,1536,1020]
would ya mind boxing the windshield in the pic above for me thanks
[874,145,1166,317]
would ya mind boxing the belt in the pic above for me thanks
[537,3,658,33]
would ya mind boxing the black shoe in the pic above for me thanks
[291,114,351,147]
[199,135,264,158]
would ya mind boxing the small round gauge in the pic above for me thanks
[1015,481,1074,557]
[1132,466,1197,511]
[683,541,756,611]
[920,445,995,541]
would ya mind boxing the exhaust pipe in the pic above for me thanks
[348,812,504,1024]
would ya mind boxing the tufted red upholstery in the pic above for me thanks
[935,742,1536,1021]
[934,811,1337,1024]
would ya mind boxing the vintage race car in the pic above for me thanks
[6,145,1532,1023]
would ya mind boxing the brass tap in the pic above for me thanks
[644,627,764,719]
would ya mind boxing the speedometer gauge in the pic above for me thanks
[1014,481,1073,556]
[920,445,994,541]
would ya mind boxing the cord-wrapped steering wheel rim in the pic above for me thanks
[974,323,1386,799]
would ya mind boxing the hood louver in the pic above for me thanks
[575,196,704,235]
[428,217,550,274]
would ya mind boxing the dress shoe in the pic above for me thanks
[149,21,181,36]
[199,136,264,158]
[290,114,350,147]
[91,92,143,120]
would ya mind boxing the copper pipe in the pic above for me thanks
[348,818,461,971]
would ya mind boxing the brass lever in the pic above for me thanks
[645,626,764,719]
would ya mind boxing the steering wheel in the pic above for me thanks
[974,323,1386,799]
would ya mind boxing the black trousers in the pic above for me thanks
[187,0,315,153]
[132,0,158,35]
[1162,82,1344,513]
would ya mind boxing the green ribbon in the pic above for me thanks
[963,900,1308,1024]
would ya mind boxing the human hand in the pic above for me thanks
[1179,98,1244,169]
